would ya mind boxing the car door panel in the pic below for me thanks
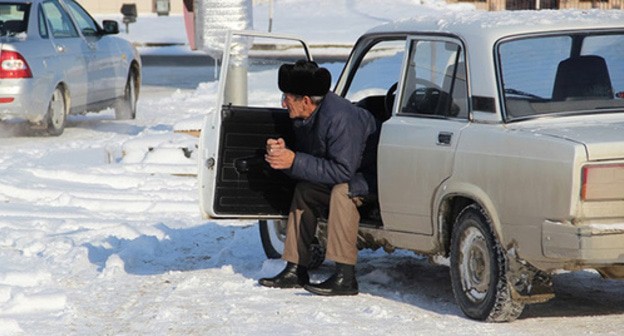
[378,117,466,234]
[377,35,470,235]
[42,0,88,109]
[63,0,117,104]
[199,31,312,219]
[213,105,296,216]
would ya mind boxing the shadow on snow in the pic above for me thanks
[83,220,624,320]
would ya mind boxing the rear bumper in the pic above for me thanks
[0,79,47,122]
[542,219,624,263]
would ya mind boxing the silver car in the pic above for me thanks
[0,0,141,135]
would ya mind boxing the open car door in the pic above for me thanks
[199,31,313,219]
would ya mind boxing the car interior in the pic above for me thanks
[1,20,26,34]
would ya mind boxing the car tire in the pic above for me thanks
[450,204,525,322]
[259,219,285,259]
[45,87,67,136]
[259,219,325,269]
[115,70,138,120]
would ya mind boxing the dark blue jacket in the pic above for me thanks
[287,92,377,197]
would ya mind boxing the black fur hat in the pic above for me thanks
[278,60,331,96]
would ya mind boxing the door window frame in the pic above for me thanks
[396,34,470,120]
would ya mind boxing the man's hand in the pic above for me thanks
[265,138,295,169]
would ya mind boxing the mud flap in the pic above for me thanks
[507,246,556,304]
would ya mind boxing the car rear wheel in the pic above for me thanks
[450,204,525,322]
[45,87,66,136]
[115,70,138,120]
[259,219,285,259]
[259,219,325,269]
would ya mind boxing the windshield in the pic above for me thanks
[0,3,29,36]
[498,31,624,120]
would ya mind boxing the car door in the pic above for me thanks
[63,0,120,105]
[199,31,313,219]
[41,0,88,109]
[378,35,470,235]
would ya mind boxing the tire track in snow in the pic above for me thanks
[0,166,198,216]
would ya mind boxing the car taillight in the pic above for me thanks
[0,50,32,78]
[581,164,624,201]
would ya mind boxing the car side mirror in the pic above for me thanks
[102,20,119,35]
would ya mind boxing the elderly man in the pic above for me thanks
[258,60,377,296]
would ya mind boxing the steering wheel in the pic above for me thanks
[384,82,398,117]
[413,87,444,115]
[404,78,448,115]
[385,78,446,115]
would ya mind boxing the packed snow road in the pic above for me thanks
[1,62,624,335]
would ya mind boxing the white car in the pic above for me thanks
[0,0,141,135]
[199,10,624,321]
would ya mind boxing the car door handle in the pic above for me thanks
[437,132,453,146]
[233,154,265,174]
[55,44,66,53]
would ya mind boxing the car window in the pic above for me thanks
[64,0,99,36]
[344,39,405,102]
[41,0,78,38]
[499,32,624,120]
[38,6,49,38]
[582,34,624,99]
[0,3,30,36]
[399,38,468,119]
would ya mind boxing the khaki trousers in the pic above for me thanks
[282,182,361,266]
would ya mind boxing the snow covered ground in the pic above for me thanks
[2,0,624,335]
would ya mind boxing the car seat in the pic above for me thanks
[552,55,614,101]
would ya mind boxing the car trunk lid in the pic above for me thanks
[515,115,624,161]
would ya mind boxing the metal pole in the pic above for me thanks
[268,0,274,32]
[536,0,540,9]
[214,57,218,81]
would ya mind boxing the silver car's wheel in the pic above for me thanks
[115,70,137,120]
[259,219,325,269]
[46,87,66,136]
[450,205,525,322]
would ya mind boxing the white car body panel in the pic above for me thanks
[200,9,624,279]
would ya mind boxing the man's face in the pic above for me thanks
[282,93,314,119]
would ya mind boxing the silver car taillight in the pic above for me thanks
[0,50,32,78]
[581,163,624,201]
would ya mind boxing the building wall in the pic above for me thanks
[78,0,184,14]
[83,0,623,15]
[450,0,623,10]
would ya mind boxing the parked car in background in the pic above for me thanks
[0,0,141,135]
[198,10,624,322]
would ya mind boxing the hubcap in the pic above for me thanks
[458,225,491,303]
[49,89,65,129]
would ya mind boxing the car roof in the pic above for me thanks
[363,9,624,121]
[0,0,36,4]
[367,9,624,43]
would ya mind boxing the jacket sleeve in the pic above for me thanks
[288,106,375,187]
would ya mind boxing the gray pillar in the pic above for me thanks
[224,61,248,106]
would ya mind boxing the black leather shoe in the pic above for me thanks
[304,263,358,296]
[258,262,309,289]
